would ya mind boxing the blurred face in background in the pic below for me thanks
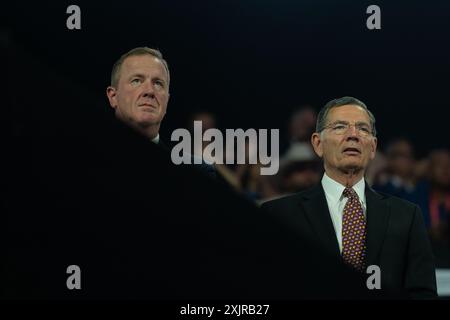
[191,112,216,132]
[282,161,321,193]
[429,150,450,189]
[289,107,317,142]
[386,139,415,179]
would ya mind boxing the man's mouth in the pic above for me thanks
[139,103,157,110]
[343,147,361,155]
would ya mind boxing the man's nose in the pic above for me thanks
[346,125,359,140]
[142,80,155,97]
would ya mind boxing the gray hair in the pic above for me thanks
[316,96,377,137]
[110,47,170,88]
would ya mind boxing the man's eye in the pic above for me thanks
[359,127,370,133]
[333,124,346,130]
[154,80,164,88]
[131,79,141,85]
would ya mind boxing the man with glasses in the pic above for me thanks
[262,96,437,299]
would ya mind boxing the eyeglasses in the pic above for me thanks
[321,121,374,137]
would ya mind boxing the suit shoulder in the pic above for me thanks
[260,191,306,210]
[379,191,419,209]
[372,190,421,218]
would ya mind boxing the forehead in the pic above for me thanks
[327,104,371,123]
[121,54,168,80]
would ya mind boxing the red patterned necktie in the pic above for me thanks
[341,187,367,272]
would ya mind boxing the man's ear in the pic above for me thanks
[311,132,324,158]
[106,86,118,109]
[370,137,378,160]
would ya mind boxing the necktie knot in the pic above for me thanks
[343,187,357,199]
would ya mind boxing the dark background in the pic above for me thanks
[2,0,449,301]
[3,0,449,156]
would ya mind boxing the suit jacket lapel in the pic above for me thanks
[299,183,391,266]
[300,185,341,259]
[365,185,390,267]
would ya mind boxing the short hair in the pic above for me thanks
[110,47,170,88]
[316,96,377,137]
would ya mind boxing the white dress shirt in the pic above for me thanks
[321,173,367,253]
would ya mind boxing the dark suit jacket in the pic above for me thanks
[261,183,438,299]
[101,115,218,179]
[4,123,377,300]
[158,138,217,180]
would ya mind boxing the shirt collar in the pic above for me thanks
[151,134,160,144]
[321,172,366,204]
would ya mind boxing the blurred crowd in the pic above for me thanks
[186,107,450,267]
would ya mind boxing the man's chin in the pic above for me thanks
[341,162,363,173]
[124,117,160,133]
[136,114,161,127]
